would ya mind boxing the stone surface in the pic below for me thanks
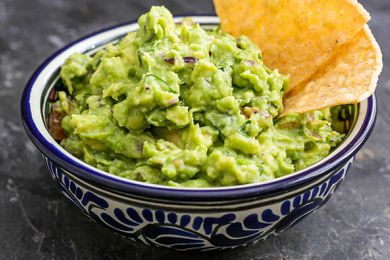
[0,0,389,259]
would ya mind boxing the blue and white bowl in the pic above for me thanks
[21,17,377,251]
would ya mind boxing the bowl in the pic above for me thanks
[21,16,377,251]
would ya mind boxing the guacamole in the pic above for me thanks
[54,6,345,187]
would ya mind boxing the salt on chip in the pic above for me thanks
[214,0,370,90]
[283,25,382,114]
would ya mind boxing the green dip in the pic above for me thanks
[54,6,345,187]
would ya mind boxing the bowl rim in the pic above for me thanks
[20,16,377,201]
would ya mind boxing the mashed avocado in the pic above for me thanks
[55,6,345,187]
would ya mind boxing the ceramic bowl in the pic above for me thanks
[21,16,377,251]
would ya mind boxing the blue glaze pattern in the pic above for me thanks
[45,157,352,250]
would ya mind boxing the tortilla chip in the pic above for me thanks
[214,0,370,90]
[283,25,382,114]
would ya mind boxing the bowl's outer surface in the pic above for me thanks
[21,17,377,250]
[45,156,353,250]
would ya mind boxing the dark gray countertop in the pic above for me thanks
[1,0,389,259]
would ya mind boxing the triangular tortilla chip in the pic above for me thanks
[214,0,370,90]
[283,25,382,114]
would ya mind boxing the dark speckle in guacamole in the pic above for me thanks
[52,6,346,188]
